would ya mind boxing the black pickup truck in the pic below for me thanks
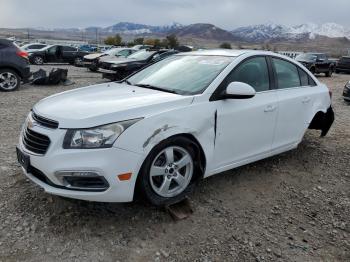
[296,53,335,77]
[28,45,89,66]
[336,56,350,74]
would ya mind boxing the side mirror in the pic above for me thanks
[222,82,256,99]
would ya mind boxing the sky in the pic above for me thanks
[1,0,350,30]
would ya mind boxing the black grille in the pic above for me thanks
[22,128,50,155]
[32,112,59,129]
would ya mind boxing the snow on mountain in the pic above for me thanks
[231,22,350,42]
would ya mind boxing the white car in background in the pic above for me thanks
[21,43,47,52]
[83,48,137,71]
[17,50,334,206]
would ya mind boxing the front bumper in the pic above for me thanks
[98,68,116,74]
[17,121,145,202]
[343,86,350,101]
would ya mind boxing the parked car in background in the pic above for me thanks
[296,53,335,77]
[343,81,350,101]
[21,43,47,52]
[83,48,137,71]
[335,56,350,74]
[0,39,31,91]
[133,45,153,50]
[79,45,98,53]
[28,45,90,65]
[16,50,334,206]
[99,49,178,80]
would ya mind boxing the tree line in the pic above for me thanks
[104,34,180,49]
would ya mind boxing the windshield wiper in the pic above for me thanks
[124,79,132,85]
[133,84,178,94]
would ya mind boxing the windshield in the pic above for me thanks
[105,48,122,55]
[128,55,235,95]
[128,50,156,60]
[296,54,317,61]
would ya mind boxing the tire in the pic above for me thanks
[325,69,333,77]
[0,69,20,92]
[89,65,98,72]
[136,136,201,207]
[310,67,316,75]
[32,56,44,65]
[74,57,83,67]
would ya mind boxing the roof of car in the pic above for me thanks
[177,49,258,57]
[0,39,12,46]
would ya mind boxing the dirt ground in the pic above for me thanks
[0,65,349,262]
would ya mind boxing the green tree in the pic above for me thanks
[166,34,179,49]
[133,37,144,45]
[104,34,123,46]
[154,39,161,48]
[219,42,232,49]
[114,34,122,46]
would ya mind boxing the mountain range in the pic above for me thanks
[77,22,350,42]
[230,22,350,42]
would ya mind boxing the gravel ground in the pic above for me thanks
[0,65,349,262]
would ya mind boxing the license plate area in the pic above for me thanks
[16,147,30,172]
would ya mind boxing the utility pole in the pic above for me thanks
[95,28,98,45]
[27,28,30,42]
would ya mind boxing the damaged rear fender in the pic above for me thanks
[308,107,335,137]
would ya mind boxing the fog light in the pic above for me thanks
[55,171,109,191]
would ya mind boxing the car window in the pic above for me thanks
[117,50,130,57]
[272,58,301,89]
[62,46,76,52]
[47,46,57,54]
[298,68,309,86]
[340,57,350,63]
[226,57,270,92]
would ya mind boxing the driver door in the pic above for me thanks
[212,56,278,169]
[46,46,58,62]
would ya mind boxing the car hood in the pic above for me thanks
[100,56,137,64]
[297,59,314,64]
[33,83,193,128]
[84,53,104,60]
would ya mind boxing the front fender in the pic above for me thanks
[114,103,217,174]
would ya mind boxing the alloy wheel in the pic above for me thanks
[0,72,18,91]
[34,56,44,65]
[149,146,193,198]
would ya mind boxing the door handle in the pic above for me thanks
[302,97,311,104]
[264,105,277,113]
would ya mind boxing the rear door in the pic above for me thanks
[270,57,317,150]
[213,56,278,169]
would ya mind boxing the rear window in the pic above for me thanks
[298,68,316,86]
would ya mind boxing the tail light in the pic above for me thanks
[16,49,29,59]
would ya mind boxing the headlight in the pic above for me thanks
[111,63,127,68]
[63,118,142,149]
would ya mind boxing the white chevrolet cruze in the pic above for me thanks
[17,50,334,206]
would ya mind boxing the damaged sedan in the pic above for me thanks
[17,50,334,206]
